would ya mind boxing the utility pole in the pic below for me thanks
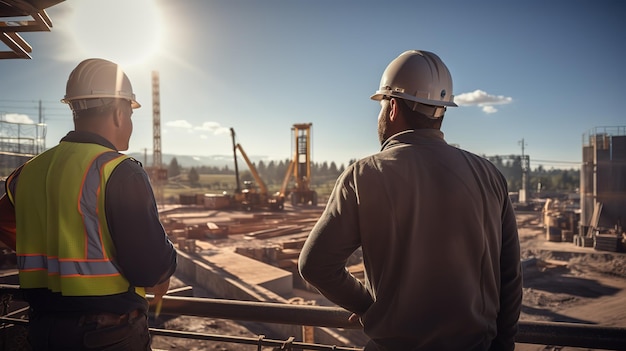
[38,100,42,153]
[518,138,529,203]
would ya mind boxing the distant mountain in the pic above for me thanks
[127,153,282,169]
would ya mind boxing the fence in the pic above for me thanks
[0,285,625,350]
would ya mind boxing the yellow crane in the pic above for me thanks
[280,123,318,206]
[230,128,284,211]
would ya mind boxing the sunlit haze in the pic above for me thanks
[1,0,624,170]
[69,0,164,68]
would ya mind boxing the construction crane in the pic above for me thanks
[230,128,284,211]
[280,123,318,206]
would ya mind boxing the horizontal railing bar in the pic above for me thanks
[147,294,359,329]
[149,328,362,351]
[0,318,360,351]
[516,320,626,350]
[2,285,626,350]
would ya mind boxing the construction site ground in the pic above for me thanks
[147,206,625,351]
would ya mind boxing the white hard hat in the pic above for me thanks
[371,50,457,117]
[61,58,141,110]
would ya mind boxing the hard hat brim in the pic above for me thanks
[370,93,385,101]
[61,97,141,109]
[370,90,458,107]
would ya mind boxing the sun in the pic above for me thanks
[69,0,164,67]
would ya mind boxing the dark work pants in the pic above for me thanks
[27,311,151,351]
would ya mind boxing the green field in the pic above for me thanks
[161,173,334,205]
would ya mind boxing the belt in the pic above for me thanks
[79,309,143,328]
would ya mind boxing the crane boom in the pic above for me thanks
[279,159,295,197]
[230,128,241,192]
[235,143,268,196]
[228,127,284,211]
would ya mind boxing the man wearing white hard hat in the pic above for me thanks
[299,50,522,351]
[1,58,177,350]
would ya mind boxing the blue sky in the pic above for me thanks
[1,0,624,170]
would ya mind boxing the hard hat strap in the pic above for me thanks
[405,100,446,119]
[69,98,119,112]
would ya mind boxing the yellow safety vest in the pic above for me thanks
[6,141,145,297]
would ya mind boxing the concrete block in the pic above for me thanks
[202,250,293,296]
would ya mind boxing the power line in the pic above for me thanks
[532,159,580,165]
[0,99,60,104]
[0,99,39,103]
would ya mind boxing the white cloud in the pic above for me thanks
[482,106,498,114]
[164,120,230,137]
[194,121,230,135]
[3,113,35,124]
[454,90,513,114]
[165,120,193,128]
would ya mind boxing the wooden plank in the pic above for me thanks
[276,248,301,260]
[244,225,306,240]
[282,238,307,250]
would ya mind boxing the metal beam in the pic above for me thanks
[0,32,31,59]
[150,294,358,329]
[0,0,62,59]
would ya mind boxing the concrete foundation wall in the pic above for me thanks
[175,250,365,347]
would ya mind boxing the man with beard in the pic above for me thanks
[299,50,522,351]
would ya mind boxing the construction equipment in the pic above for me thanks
[280,123,318,206]
[230,128,284,211]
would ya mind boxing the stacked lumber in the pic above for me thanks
[234,246,273,261]
[205,222,229,239]
[162,218,186,233]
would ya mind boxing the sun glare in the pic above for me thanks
[69,0,164,67]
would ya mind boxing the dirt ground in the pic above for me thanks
[513,212,626,351]
[150,209,626,351]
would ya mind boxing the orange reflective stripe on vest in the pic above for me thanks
[8,142,143,297]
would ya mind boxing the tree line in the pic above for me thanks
[167,155,580,194]
[486,155,580,193]
[167,157,353,189]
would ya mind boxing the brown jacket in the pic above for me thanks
[299,129,522,350]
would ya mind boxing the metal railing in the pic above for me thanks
[1,285,625,350]
[0,316,360,351]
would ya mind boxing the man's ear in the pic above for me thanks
[112,107,123,128]
[389,98,399,122]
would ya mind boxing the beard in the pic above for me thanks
[377,103,392,145]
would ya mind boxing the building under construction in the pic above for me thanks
[0,119,46,188]
[579,126,626,249]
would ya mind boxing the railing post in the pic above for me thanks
[302,325,315,344]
